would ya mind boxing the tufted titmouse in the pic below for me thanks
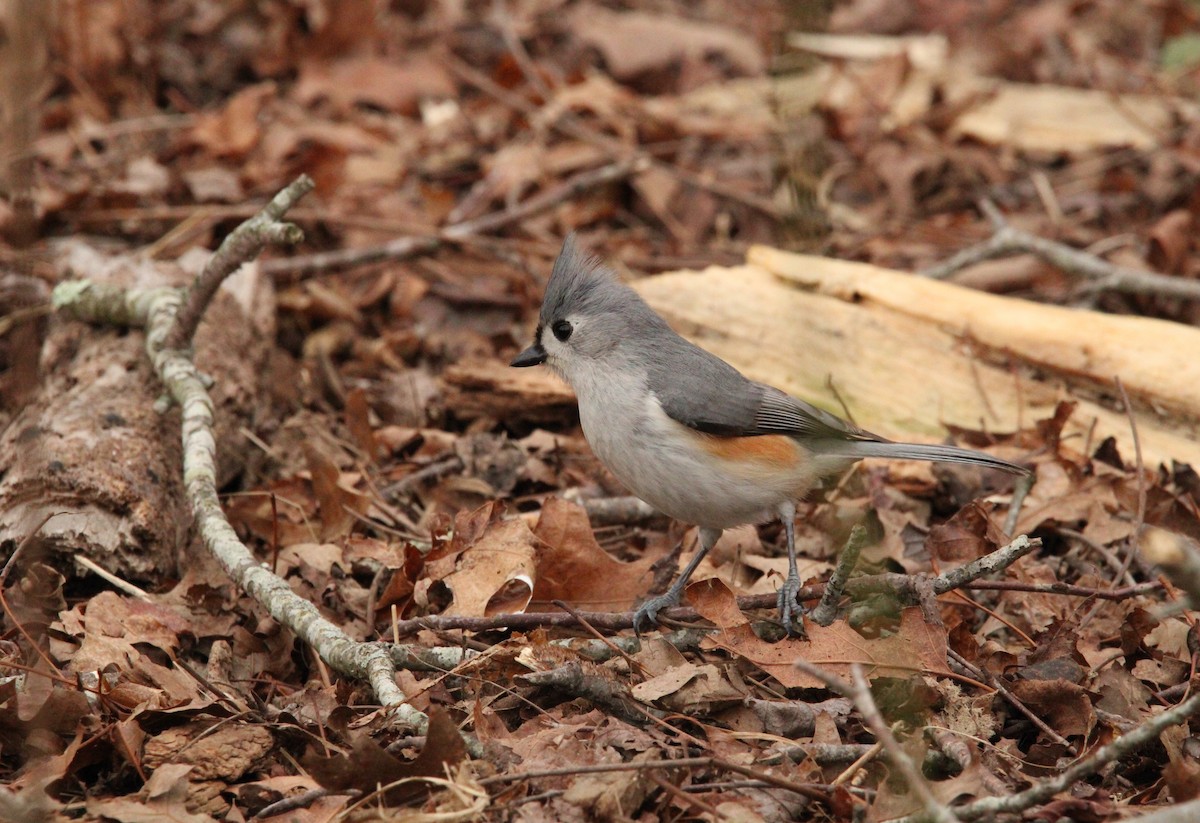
[512,235,1028,633]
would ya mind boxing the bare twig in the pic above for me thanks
[573,494,662,526]
[73,555,152,601]
[552,599,647,677]
[442,157,646,239]
[516,661,665,726]
[261,235,440,282]
[947,649,1074,753]
[1115,375,1147,581]
[386,537,1061,636]
[909,689,1200,822]
[252,788,359,820]
[922,200,1200,301]
[932,534,1037,594]
[477,755,829,802]
[795,661,957,823]
[262,158,644,280]
[963,578,1160,600]
[383,455,464,498]
[1003,471,1034,537]
[165,176,313,349]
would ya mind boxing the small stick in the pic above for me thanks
[948,649,1074,753]
[923,200,1200,301]
[74,556,152,601]
[165,176,313,349]
[920,689,1200,822]
[795,661,958,823]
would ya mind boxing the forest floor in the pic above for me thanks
[3,1,1200,821]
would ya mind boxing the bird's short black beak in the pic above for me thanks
[510,343,547,367]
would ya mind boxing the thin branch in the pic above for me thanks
[922,200,1200,301]
[1114,375,1147,584]
[947,649,1074,753]
[442,157,646,240]
[261,235,440,282]
[516,661,665,727]
[795,661,957,823]
[476,755,829,803]
[918,689,1200,822]
[165,175,313,349]
[389,537,1130,637]
[262,158,644,280]
[73,555,152,601]
[1003,472,1034,537]
[932,534,1037,594]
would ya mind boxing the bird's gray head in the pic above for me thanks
[510,234,669,382]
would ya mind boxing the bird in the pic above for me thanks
[511,234,1028,633]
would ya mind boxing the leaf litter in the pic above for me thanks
[2,0,1200,820]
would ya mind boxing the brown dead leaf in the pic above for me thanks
[50,591,189,672]
[190,83,276,158]
[302,709,466,803]
[629,661,744,712]
[1147,209,1194,274]
[86,790,213,823]
[305,444,370,540]
[562,749,660,821]
[927,501,1006,566]
[294,56,454,115]
[441,517,536,618]
[691,579,953,687]
[568,6,764,83]
[1008,678,1096,739]
[531,497,667,612]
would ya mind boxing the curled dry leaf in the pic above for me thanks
[302,709,467,804]
[531,496,668,612]
[440,517,536,618]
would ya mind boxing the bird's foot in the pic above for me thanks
[777,573,807,637]
[632,590,682,636]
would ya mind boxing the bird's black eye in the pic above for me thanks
[551,320,573,342]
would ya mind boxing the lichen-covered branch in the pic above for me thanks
[53,176,426,730]
[810,524,867,626]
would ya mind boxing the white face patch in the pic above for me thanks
[541,314,584,375]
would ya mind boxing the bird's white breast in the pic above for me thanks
[568,363,822,529]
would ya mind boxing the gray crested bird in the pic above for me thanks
[512,234,1028,633]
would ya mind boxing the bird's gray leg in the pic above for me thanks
[633,526,722,635]
[776,501,805,634]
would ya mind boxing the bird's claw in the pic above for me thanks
[632,591,681,636]
[777,573,807,637]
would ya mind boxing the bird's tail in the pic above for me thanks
[827,440,1029,475]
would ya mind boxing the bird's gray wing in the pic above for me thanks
[647,338,876,442]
